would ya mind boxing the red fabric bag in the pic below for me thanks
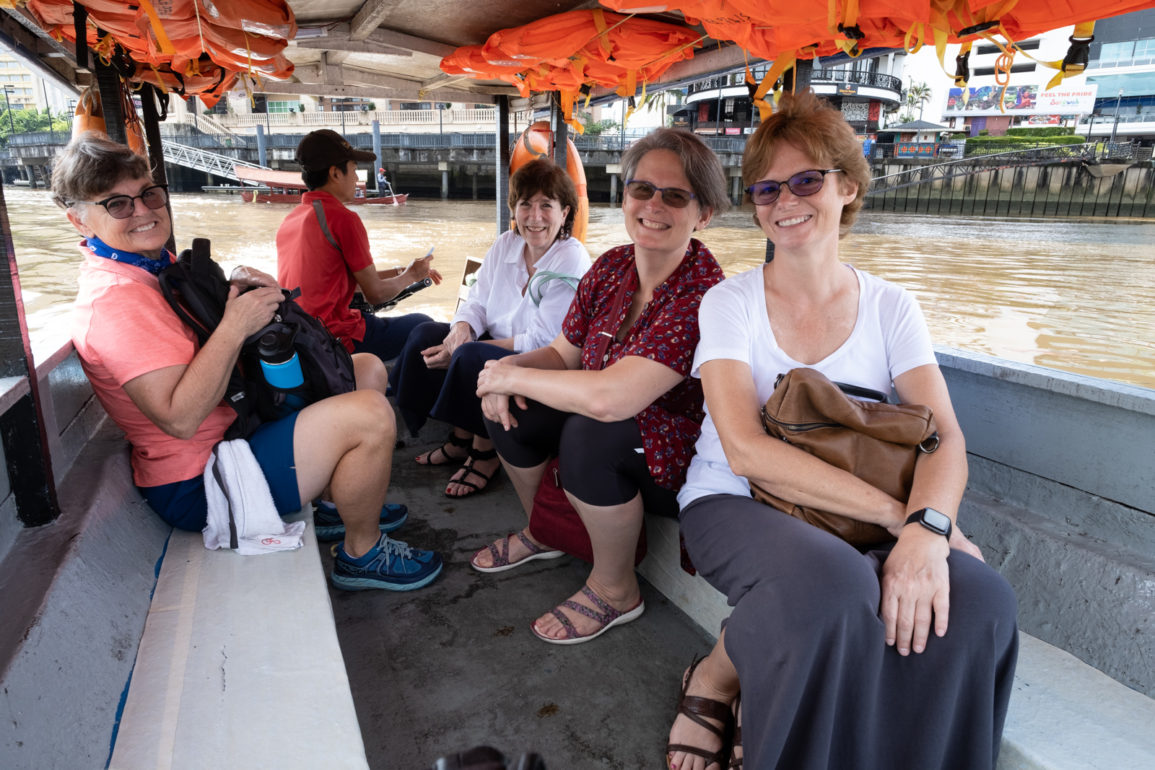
[528,457,647,566]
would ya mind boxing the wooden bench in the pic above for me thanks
[109,514,369,769]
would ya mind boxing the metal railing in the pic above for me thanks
[810,69,903,92]
[869,142,1136,194]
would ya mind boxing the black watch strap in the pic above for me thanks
[905,507,952,539]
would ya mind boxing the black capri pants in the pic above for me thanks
[483,399,678,517]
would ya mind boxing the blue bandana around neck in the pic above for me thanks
[86,235,172,276]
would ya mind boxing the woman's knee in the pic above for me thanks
[404,321,449,354]
[320,389,396,445]
[353,353,388,393]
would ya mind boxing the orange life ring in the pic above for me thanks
[510,121,589,244]
[72,85,148,158]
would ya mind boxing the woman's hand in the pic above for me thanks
[220,285,281,340]
[880,526,951,656]
[420,343,451,370]
[477,359,527,430]
[442,322,474,357]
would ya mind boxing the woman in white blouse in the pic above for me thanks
[391,159,590,497]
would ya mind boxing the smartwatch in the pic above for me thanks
[905,507,952,540]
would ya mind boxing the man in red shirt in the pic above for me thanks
[276,129,441,363]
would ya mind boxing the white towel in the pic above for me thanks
[202,439,304,554]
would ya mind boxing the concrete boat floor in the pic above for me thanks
[321,420,715,769]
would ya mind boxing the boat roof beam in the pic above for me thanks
[292,24,450,58]
[350,0,394,41]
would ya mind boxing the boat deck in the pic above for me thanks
[328,420,714,767]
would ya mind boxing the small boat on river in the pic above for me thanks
[234,166,408,206]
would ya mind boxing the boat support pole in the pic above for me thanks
[138,83,176,253]
[495,95,511,236]
[0,184,59,526]
[94,54,126,146]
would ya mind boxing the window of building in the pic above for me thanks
[267,100,299,113]
[973,63,1036,76]
[976,39,1040,55]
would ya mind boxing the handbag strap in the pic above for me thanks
[774,371,890,404]
[589,271,633,371]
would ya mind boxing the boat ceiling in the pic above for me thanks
[277,0,734,104]
[0,0,742,106]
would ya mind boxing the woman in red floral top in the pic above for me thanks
[472,129,728,644]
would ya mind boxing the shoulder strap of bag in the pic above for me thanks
[526,270,580,306]
[773,371,890,404]
[310,199,341,253]
[590,275,632,371]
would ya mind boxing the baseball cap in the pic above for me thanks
[295,129,376,171]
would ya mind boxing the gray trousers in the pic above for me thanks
[680,494,1019,770]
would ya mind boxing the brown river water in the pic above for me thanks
[8,188,1154,390]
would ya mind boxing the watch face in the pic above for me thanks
[921,507,952,535]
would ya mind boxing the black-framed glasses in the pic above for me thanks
[624,179,696,209]
[745,169,842,205]
[79,185,169,219]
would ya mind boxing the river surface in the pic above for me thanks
[8,188,1154,390]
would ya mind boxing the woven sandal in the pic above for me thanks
[470,529,563,574]
[445,446,501,498]
[531,584,645,646]
[415,431,470,466]
[666,656,734,770]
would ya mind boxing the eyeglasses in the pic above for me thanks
[78,185,169,219]
[745,170,842,206]
[624,179,696,209]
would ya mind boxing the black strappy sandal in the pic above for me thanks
[729,693,742,769]
[445,447,502,498]
[666,656,734,770]
[415,431,471,466]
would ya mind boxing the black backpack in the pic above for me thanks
[158,238,356,439]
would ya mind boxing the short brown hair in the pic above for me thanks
[742,90,870,236]
[51,131,151,210]
[508,158,579,240]
[621,128,730,217]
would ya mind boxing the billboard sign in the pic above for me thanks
[944,84,1098,115]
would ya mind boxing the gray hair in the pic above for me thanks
[620,128,730,216]
[51,131,151,211]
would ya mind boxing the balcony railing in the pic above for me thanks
[810,69,902,92]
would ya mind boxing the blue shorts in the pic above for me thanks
[139,412,302,532]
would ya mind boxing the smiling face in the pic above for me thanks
[753,142,856,253]
[622,148,712,263]
[66,175,171,259]
[515,191,569,261]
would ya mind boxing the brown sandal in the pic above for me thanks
[666,656,733,770]
[729,693,742,769]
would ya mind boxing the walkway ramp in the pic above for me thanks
[162,142,264,183]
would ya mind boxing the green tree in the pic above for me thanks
[905,82,932,121]
[0,107,69,145]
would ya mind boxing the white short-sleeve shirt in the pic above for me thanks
[677,264,937,507]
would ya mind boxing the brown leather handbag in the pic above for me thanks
[749,367,941,547]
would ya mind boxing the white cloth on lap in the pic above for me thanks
[202,439,304,554]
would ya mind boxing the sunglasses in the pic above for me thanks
[79,185,169,219]
[745,169,842,206]
[624,179,696,209]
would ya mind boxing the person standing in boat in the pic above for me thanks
[57,131,443,592]
[666,92,1018,770]
[391,159,591,499]
[276,129,442,364]
[471,129,727,644]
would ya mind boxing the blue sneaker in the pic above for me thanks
[332,534,443,591]
[313,499,408,542]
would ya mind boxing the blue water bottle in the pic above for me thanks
[257,325,305,411]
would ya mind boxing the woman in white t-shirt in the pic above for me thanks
[666,92,1018,770]
[391,159,590,497]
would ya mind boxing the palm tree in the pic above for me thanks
[906,82,932,121]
